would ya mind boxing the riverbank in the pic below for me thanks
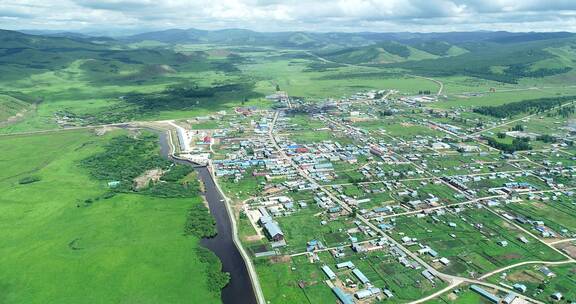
[156,128,263,304]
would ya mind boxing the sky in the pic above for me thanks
[1,0,576,34]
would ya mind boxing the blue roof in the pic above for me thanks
[379,223,393,230]
[332,287,354,304]
[321,265,336,279]
[329,206,342,213]
[470,285,500,303]
[353,268,370,284]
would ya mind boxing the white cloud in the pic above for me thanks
[0,0,575,33]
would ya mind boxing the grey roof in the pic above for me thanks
[353,268,370,284]
[264,221,284,237]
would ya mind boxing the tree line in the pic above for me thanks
[474,96,576,118]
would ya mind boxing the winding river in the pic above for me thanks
[157,131,257,304]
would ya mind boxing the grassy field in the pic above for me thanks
[426,286,493,304]
[391,207,565,278]
[485,263,576,303]
[242,56,438,98]
[499,197,576,237]
[433,86,576,109]
[0,130,222,304]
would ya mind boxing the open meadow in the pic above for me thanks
[0,130,222,304]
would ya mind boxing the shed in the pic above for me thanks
[321,265,336,280]
[352,268,370,284]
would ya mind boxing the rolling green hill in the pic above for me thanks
[388,37,576,83]
[0,94,31,122]
[0,30,229,84]
[315,42,441,64]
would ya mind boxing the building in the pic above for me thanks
[470,285,500,303]
[263,221,284,241]
[354,287,381,299]
[321,265,336,280]
[540,266,556,277]
[513,284,527,293]
[336,261,355,269]
[502,293,517,304]
[352,268,370,284]
[421,270,435,282]
[551,292,562,301]
[332,287,354,304]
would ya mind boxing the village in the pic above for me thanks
[169,88,576,304]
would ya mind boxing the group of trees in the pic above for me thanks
[474,96,576,118]
[81,134,170,184]
[556,104,576,118]
[81,134,200,198]
[485,136,532,153]
[123,81,261,112]
[184,204,217,238]
[512,124,524,131]
[196,247,231,293]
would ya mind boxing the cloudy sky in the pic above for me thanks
[1,0,576,34]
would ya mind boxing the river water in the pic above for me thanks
[157,131,257,304]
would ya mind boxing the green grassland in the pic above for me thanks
[426,286,494,304]
[391,207,565,278]
[0,94,32,121]
[485,263,576,303]
[0,130,222,304]
[0,30,268,132]
[275,205,358,254]
[255,254,336,304]
[344,251,447,302]
[499,196,576,237]
[316,41,440,65]
[242,56,438,98]
[255,248,448,304]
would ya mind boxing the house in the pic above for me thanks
[551,292,563,301]
[263,221,284,241]
[518,236,529,244]
[540,266,556,278]
[321,265,336,280]
[383,289,394,298]
[513,283,527,293]
[470,285,500,303]
[332,287,354,304]
[354,287,381,299]
[502,293,517,304]
[336,261,355,269]
[421,270,435,281]
[352,268,370,284]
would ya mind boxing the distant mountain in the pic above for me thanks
[0,29,105,50]
[0,29,203,83]
[3,27,576,85]
[125,28,373,49]
[124,28,576,50]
